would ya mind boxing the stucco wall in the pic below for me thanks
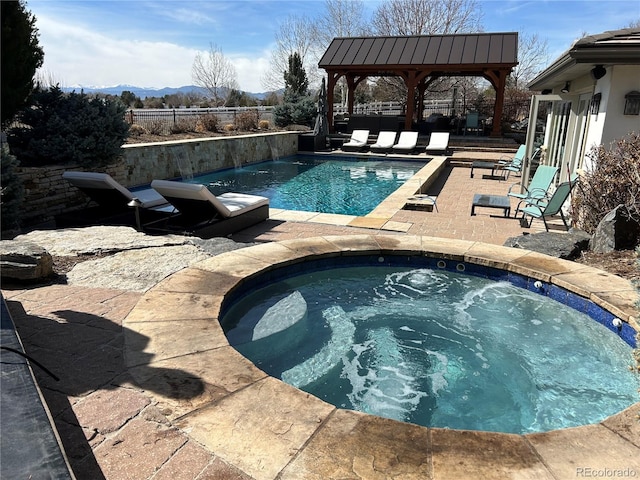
[16,132,299,228]
[600,65,640,147]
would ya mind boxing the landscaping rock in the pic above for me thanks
[66,245,211,292]
[590,204,640,253]
[504,229,592,260]
[0,240,54,281]
[10,226,255,291]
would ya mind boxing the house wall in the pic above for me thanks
[15,132,299,228]
[581,65,640,170]
[600,65,640,146]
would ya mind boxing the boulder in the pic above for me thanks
[504,229,591,260]
[589,204,640,253]
[0,240,54,281]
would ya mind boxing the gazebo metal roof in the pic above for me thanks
[318,32,518,136]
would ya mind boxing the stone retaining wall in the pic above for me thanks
[15,132,298,228]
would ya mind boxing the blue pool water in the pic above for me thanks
[222,258,639,434]
[186,155,425,216]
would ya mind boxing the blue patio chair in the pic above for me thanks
[508,165,558,215]
[520,174,579,231]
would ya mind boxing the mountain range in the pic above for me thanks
[61,84,271,100]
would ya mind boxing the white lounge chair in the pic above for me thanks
[392,131,419,153]
[341,129,369,151]
[58,171,174,228]
[424,132,450,154]
[149,180,269,238]
[369,131,397,153]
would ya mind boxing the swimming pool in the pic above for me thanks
[221,254,640,434]
[185,155,426,216]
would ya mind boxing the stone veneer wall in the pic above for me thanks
[15,132,298,228]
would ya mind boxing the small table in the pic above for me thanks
[470,161,501,179]
[471,194,511,217]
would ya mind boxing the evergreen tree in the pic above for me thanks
[283,52,309,96]
[273,52,315,127]
[1,0,44,127]
[7,86,130,168]
[0,142,24,236]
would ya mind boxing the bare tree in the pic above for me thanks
[372,0,483,36]
[314,0,372,106]
[512,32,549,89]
[192,43,238,106]
[315,0,371,46]
[261,15,319,92]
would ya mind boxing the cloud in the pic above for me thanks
[230,51,272,93]
[36,14,199,88]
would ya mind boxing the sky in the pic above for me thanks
[26,0,640,94]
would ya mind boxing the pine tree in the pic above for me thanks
[283,52,309,96]
[1,1,44,127]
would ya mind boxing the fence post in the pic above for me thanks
[173,109,176,130]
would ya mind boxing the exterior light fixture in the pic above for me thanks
[591,65,606,80]
[561,82,570,94]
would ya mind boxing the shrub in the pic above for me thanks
[7,85,129,168]
[235,110,258,131]
[259,119,270,130]
[197,113,218,132]
[273,92,316,128]
[0,142,24,236]
[146,119,166,135]
[128,124,148,136]
[170,117,197,134]
[572,132,640,235]
[223,124,236,132]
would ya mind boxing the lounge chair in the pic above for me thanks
[57,171,173,228]
[392,131,419,153]
[508,164,558,215]
[148,180,269,238]
[520,174,579,231]
[424,132,450,154]
[369,131,397,153]
[341,130,369,151]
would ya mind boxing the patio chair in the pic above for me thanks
[369,131,397,153]
[148,180,269,238]
[508,164,558,215]
[520,174,579,231]
[341,129,369,151]
[424,132,450,154]
[57,171,174,228]
[392,131,419,153]
[463,112,480,136]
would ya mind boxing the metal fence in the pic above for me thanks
[126,107,274,135]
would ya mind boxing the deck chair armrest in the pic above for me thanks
[507,181,524,194]
[527,187,548,198]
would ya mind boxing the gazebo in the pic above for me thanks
[318,32,518,137]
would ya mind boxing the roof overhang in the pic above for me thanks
[528,28,640,91]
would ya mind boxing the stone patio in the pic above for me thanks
[2,160,639,479]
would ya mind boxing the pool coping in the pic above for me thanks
[123,235,640,480]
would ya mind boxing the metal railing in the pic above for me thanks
[126,106,274,135]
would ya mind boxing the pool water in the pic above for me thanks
[187,155,425,216]
[222,263,639,434]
